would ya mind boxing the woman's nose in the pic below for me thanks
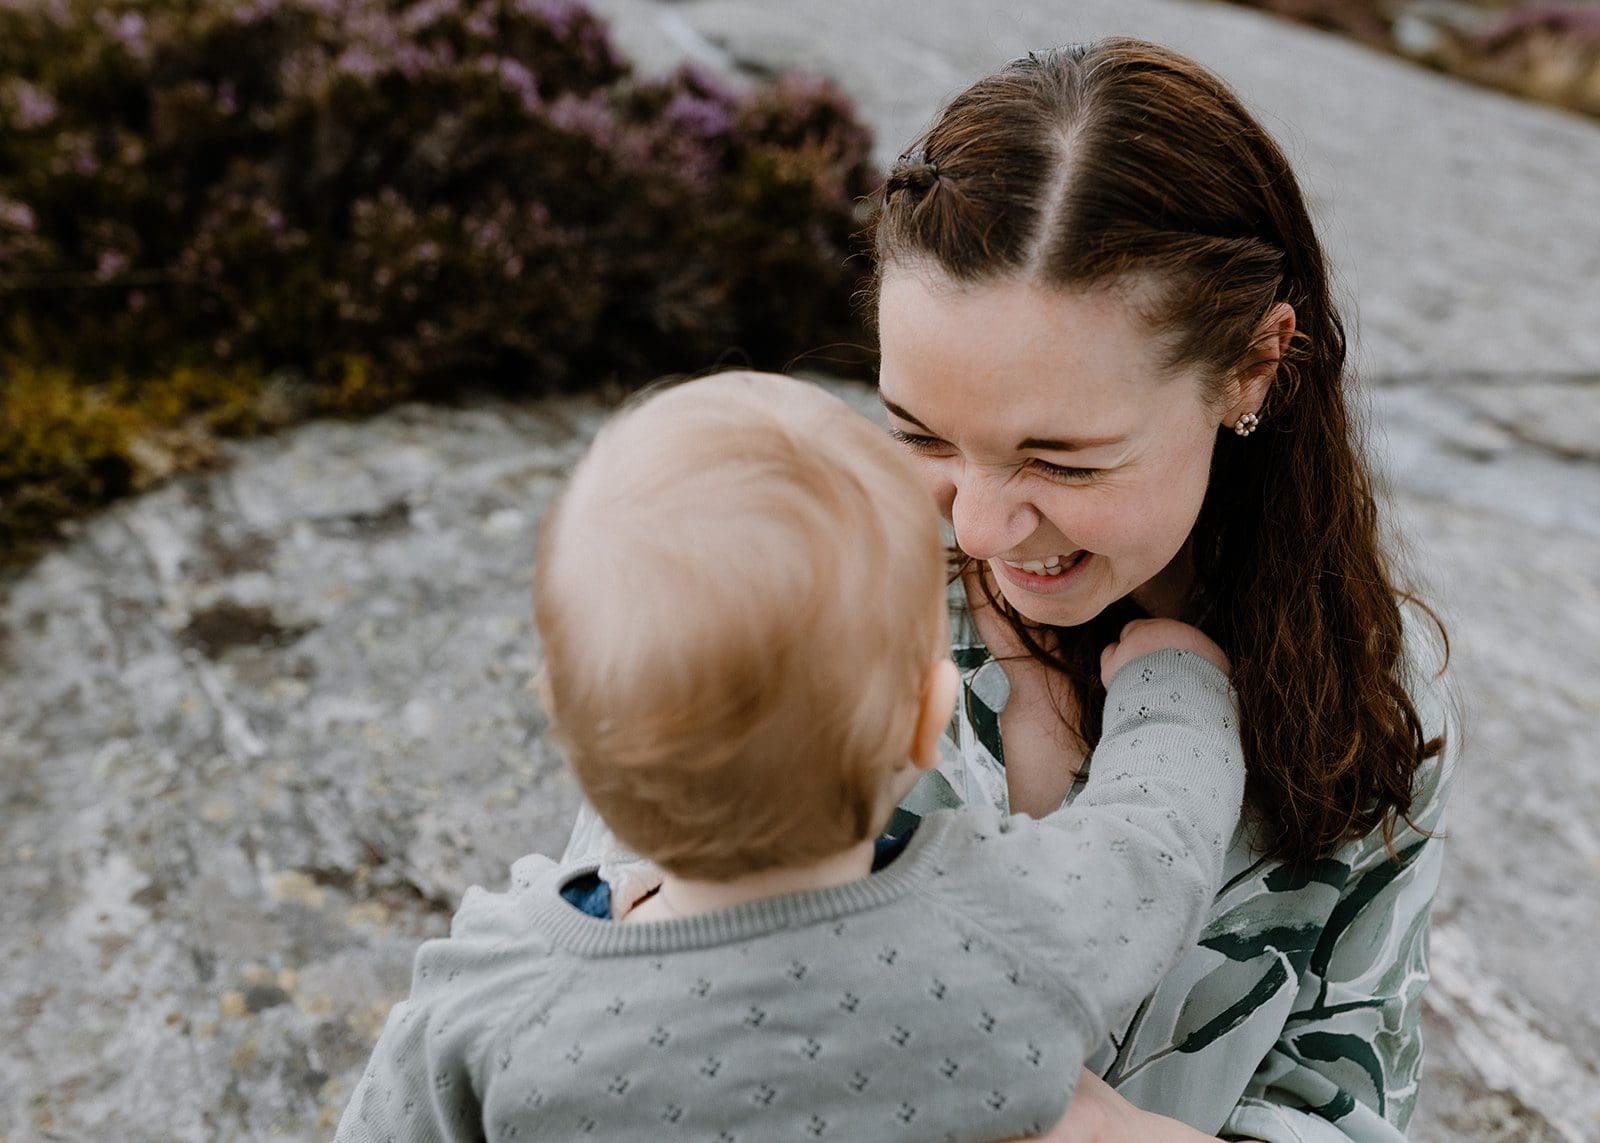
[949,469,1039,560]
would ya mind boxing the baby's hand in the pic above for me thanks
[1099,618,1230,687]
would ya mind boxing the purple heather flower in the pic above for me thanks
[494,57,543,114]
[49,133,99,177]
[516,0,579,39]
[398,0,458,35]
[113,11,150,61]
[396,41,453,79]
[335,44,381,79]
[517,0,623,74]
[465,5,495,40]
[295,0,349,18]
[340,5,403,65]
[543,91,615,146]
[96,250,130,281]
[663,91,734,141]
[5,80,59,131]
[234,0,281,24]
[0,197,37,233]
[467,215,507,254]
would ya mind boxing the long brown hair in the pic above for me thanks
[871,39,1445,863]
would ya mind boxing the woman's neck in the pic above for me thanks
[1130,541,1195,620]
[624,839,878,922]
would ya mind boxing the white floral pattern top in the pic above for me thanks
[907,583,1459,1142]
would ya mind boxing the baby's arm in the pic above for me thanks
[335,872,551,1142]
[335,955,481,1143]
[1100,616,1231,684]
[988,627,1246,1047]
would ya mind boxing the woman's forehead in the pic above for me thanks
[877,272,1193,434]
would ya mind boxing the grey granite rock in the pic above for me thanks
[5,0,1600,1139]
[1369,378,1600,1141]
[0,399,606,1140]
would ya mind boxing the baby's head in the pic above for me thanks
[535,371,953,880]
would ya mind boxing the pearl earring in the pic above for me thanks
[1233,412,1260,437]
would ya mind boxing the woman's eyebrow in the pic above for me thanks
[881,396,1125,452]
[879,396,934,432]
[1017,433,1129,453]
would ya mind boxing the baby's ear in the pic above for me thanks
[909,658,960,770]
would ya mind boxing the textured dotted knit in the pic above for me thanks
[337,650,1243,1142]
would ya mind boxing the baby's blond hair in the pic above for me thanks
[535,372,947,880]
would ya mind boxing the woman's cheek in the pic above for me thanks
[1092,484,1193,569]
[1069,495,1137,554]
[1141,448,1216,539]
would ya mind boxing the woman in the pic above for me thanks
[871,39,1455,1142]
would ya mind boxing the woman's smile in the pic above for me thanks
[996,550,1090,592]
[877,272,1224,627]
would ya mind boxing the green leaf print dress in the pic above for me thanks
[911,586,1458,1142]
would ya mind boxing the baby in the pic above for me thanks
[336,371,1245,1142]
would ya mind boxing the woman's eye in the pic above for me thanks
[886,426,948,453]
[1030,459,1101,482]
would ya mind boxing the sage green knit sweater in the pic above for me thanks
[337,650,1242,1142]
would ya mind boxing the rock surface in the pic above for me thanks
[4,1,1600,1140]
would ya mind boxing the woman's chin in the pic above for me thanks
[1007,597,1107,630]
[991,566,1112,630]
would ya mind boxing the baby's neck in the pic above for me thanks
[625,839,878,923]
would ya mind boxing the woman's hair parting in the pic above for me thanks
[534,372,948,879]
[872,39,1446,863]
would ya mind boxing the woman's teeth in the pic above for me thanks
[1002,554,1071,576]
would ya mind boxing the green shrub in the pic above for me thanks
[0,0,880,559]
[0,369,137,554]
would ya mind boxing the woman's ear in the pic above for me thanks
[1225,301,1296,426]
[909,657,960,770]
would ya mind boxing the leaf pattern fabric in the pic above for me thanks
[933,584,1458,1142]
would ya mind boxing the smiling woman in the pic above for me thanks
[876,276,1276,631]
[868,37,1456,1143]
[560,34,1458,1143]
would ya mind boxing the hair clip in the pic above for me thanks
[887,149,940,197]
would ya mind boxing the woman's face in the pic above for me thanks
[877,270,1235,628]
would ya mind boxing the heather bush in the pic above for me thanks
[1221,0,1600,120]
[0,0,879,559]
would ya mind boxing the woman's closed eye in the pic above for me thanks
[886,425,952,454]
[1028,458,1102,483]
[888,426,1103,482]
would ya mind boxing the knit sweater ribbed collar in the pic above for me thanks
[523,812,955,958]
